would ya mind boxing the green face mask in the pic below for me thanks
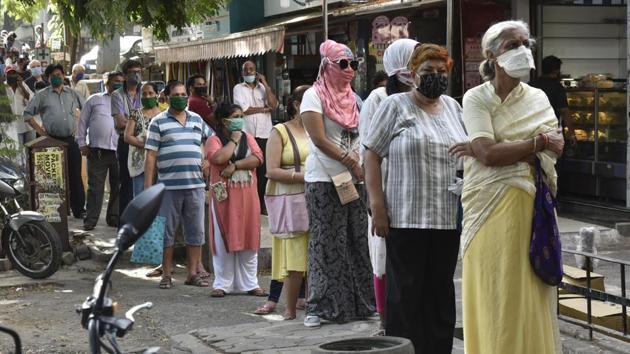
[50,76,63,87]
[141,96,158,109]
[112,83,123,91]
[226,117,244,132]
[169,96,188,111]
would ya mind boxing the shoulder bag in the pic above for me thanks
[529,158,563,286]
[264,125,310,237]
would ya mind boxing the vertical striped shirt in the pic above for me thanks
[363,93,467,230]
[145,109,213,190]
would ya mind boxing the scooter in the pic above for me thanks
[0,159,63,279]
[0,183,165,354]
[78,183,165,354]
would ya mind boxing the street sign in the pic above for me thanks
[51,38,62,51]
[34,48,51,63]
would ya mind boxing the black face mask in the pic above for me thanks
[6,75,18,85]
[194,86,207,96]
[416,73,448,99]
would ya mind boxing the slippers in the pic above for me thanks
[254,302,276,315]
[185,274,210,287]
[210,288,226,298]
[159,276,172,289]
[247,288,269,297]
[197,271,211,279]
[146,267,163,278]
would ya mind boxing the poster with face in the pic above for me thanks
[390,16,410,41]
[372,16,391,45]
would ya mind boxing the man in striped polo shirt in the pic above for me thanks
[144,81,213,289]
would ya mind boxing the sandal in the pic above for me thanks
[283,312,296,320]
[254,302,276,315]
[146,266,163,278]
[247,288,269,297]
[185,274,210,287]
[159,276,172,289]
[210,288,226,298]
[296,299,306,310]
[198,271,211,279]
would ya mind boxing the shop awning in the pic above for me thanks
[154,25,285,64]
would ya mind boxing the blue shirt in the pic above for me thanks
[145,109,213,190]
[76,92,119,151]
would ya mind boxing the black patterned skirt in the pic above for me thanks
[304,182,375,322]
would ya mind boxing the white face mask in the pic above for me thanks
[496,45,535,79]
[395,69,416,88]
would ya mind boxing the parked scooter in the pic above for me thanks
[0,156,63,279]
[78,183,165,354]
[0,183,165,354]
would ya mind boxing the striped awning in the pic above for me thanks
[155,25,285,64]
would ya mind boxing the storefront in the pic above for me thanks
[154,26,285,104]
[531,1,628,206]
[264,0,449,101]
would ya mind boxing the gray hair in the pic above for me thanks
[479,20,535,81]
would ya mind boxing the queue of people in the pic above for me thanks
[3,19,568,354]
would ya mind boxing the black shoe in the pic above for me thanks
[74,211,87,219]
[83,224,95,231]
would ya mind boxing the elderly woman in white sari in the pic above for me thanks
[449,20,564,354]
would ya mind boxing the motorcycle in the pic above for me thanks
[0,156,63,279]
[1,183,165,354]
[78,183,164,354]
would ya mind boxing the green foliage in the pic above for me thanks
[0,83,22,160]
[10,0,228,42]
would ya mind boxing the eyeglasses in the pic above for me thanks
[230,115,244,118]
[335,59,359,71]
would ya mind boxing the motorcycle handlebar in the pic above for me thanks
[125,302,153,323]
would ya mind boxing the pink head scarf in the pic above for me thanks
[313,40,359,130]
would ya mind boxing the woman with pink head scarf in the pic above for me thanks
[300,40,375,327]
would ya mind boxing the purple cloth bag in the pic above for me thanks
[530,158,563,286]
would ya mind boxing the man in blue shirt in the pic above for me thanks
[145,81,213,289]
[76,71,124,230]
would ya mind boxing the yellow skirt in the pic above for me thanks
[271,233,309,280]
[463,186,560,354]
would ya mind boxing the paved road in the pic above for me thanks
[1,212,629,353]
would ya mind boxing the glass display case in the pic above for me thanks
[560,88,627,202]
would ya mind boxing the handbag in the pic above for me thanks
[529,158,563,286]
[130,216,166,265]
[264,125,310,238]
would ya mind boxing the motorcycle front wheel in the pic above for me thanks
[2,220,63,279]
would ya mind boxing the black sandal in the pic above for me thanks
[159,276,172,289]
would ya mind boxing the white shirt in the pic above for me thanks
[300,87,361,183]
[233,82,272,139]
[7,85,35,133]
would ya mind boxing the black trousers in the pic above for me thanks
[255,137,267,213]
[385,228,460,354]
[117,136,133,223]
[84,148,119,227]
[52,136,85,217]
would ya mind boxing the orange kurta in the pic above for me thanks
[206,133,262,254]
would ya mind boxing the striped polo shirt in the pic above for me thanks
[145,109,213,190]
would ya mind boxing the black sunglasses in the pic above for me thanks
[335,59,359,71]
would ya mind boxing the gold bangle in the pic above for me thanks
[533,136,537,153]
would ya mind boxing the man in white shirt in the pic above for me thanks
[232,60,278,213]
[5,64,35,166]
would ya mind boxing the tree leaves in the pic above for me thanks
[9,0,227,42]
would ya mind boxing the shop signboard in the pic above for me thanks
[25,137,71,251]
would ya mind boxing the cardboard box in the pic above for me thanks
[559,265,605,294]
[559,298,630,332]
